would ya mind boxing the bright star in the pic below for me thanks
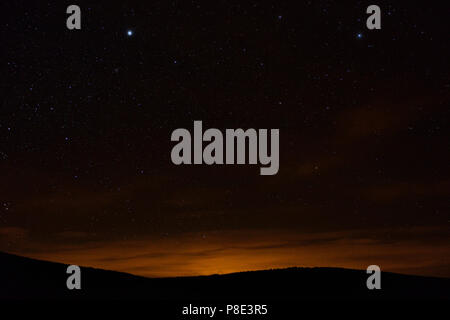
[357,33,363,39]
[127,30,133,36]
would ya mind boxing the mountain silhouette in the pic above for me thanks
[1,251,449,300]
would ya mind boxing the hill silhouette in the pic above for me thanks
[1,251,449,300]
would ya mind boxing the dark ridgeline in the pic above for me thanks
[1,251,449,301]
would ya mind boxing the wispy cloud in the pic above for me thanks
[6,227,450,278]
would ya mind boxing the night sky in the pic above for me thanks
[1,1,449,277]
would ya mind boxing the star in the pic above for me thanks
[127,30,133,37]
[357,33,363,39]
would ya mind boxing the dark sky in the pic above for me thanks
[1,1,449,277]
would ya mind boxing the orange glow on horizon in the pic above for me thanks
[5,227,450,278]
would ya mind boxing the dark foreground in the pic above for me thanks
[1,251,449,302]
